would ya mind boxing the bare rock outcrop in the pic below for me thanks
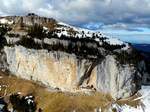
[4,45,140,99]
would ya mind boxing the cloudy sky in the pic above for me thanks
[0,0,150,43]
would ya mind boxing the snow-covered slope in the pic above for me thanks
[0,15,129,51]
[56,22,129,50]
[0,18,13,25]
[112,86,150,112]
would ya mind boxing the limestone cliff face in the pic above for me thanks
[96,55,137,99]
[4,46,95,91]
[4,45,138,99]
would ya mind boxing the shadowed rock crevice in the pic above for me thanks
[77,57,104,87]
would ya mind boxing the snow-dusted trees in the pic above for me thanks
[10,94,37,112]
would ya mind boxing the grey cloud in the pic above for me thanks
[0,0,150,30]
[100,23,144,32]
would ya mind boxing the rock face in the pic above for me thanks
[4,45,138,99]
[4,46,96,91]
[4,13,56,30]
[97,55,137,99]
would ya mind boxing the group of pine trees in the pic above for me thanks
[114,49,143,65]
[10,94,37,112]
[0,24,11,49]
[0,93,40,112]
[11,22,124,60]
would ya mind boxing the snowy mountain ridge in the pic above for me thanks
[0,15,129,50]
[57,22,129,46]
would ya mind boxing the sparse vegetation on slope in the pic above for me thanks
[0,71,141,112]
[0,71,112,112]
[114,49,143,65]
[27,23,47,39]
[17,37,42,49]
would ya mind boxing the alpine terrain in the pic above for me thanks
[0,13,149,112]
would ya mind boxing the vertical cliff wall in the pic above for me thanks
[3,45,139,99]
[96,55,137,99]
[4,46,96,91]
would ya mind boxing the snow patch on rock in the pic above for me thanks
[0,18,13,25]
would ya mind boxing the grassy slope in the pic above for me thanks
[0,71,140,112]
